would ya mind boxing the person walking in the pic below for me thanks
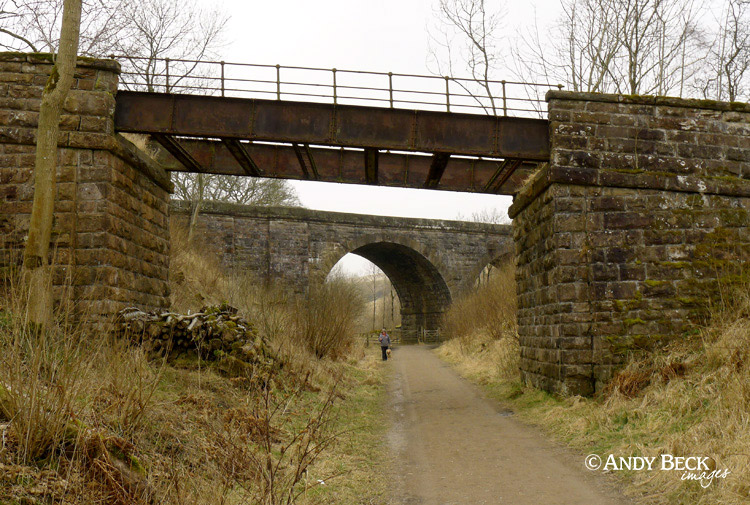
[378,328,391,361]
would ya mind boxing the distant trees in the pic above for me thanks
[433,0,750,102]
[172,174,300,208]
[697,0,750,101]
[455,207,508,224]
[172,173,301,240]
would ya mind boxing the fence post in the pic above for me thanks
[444,76,450,112]
[276,64,281,100]
[165,58,170,93]
[501,80,507,116]
[220,61,225,97]
[388,72,394,108]
[332,68,337,105]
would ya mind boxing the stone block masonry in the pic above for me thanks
[0,53,172,318]
[510,92,750,396]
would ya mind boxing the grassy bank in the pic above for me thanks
[0,228,392,505]
[436,265,750,505]
[299,345,391,505]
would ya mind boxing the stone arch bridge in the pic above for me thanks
[171,201,512,339]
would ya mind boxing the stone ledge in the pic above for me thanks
[170,200,512,235]
[508,164,551,218]
[112,134,173,193]
[509,164,750,219]
[546,90,750,113]
[0,52,121,74]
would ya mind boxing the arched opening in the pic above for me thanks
[327,254,401,333]
[324,241,452,342]
[473,251,516,287]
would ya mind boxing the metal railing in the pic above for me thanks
[114,55,562,117]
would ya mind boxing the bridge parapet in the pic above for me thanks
[511,91,750,395]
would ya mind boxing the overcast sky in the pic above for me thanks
[214,0,560,273]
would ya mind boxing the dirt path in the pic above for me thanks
[384,346,627,505]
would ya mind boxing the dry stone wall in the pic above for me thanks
[510,92,750,395]
[0,53,172,318]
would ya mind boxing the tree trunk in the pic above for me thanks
[187,173,205,242]
[23,0,83,327]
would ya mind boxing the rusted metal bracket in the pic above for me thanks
[423,153,451,189]
[292,143,311,179]
[483,159,522,193]
[365,148,379,185]
[152,134,204,172]
[304,143,320,180]
[222,138,262,177]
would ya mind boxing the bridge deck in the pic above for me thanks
[114,92,550,194]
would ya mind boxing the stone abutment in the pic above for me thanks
[510,91,750,395]
[0,53,172,318]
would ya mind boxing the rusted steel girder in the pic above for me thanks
[424,153,451,189]
[147,138,537,194]
[115,91,550,161]
[484,159,523,193]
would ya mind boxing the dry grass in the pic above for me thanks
[441,262,517,346]
[436,264,750,505]
[170,223,366,364]
[0,227,385,505]
[504,296,750,504]
[437,261,520,385]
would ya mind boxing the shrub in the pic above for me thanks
[441,261,517,343]
[294,276,366,359]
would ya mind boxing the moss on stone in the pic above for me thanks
[644,279,667,287]
[610,168,646,175]
[624,318,647,326]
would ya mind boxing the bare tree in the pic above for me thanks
[365,262,381,332]
[3,0,227,92]
[4,0,128,56]
[516,0,703,96]
[615,0,703,96]
[23,0,82,326]
[0,1,40,51]
[114,0,228,92]
[697,0,750,101]
[172,172,301,239]
[428,0,506,114]
[516,0,622,93]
